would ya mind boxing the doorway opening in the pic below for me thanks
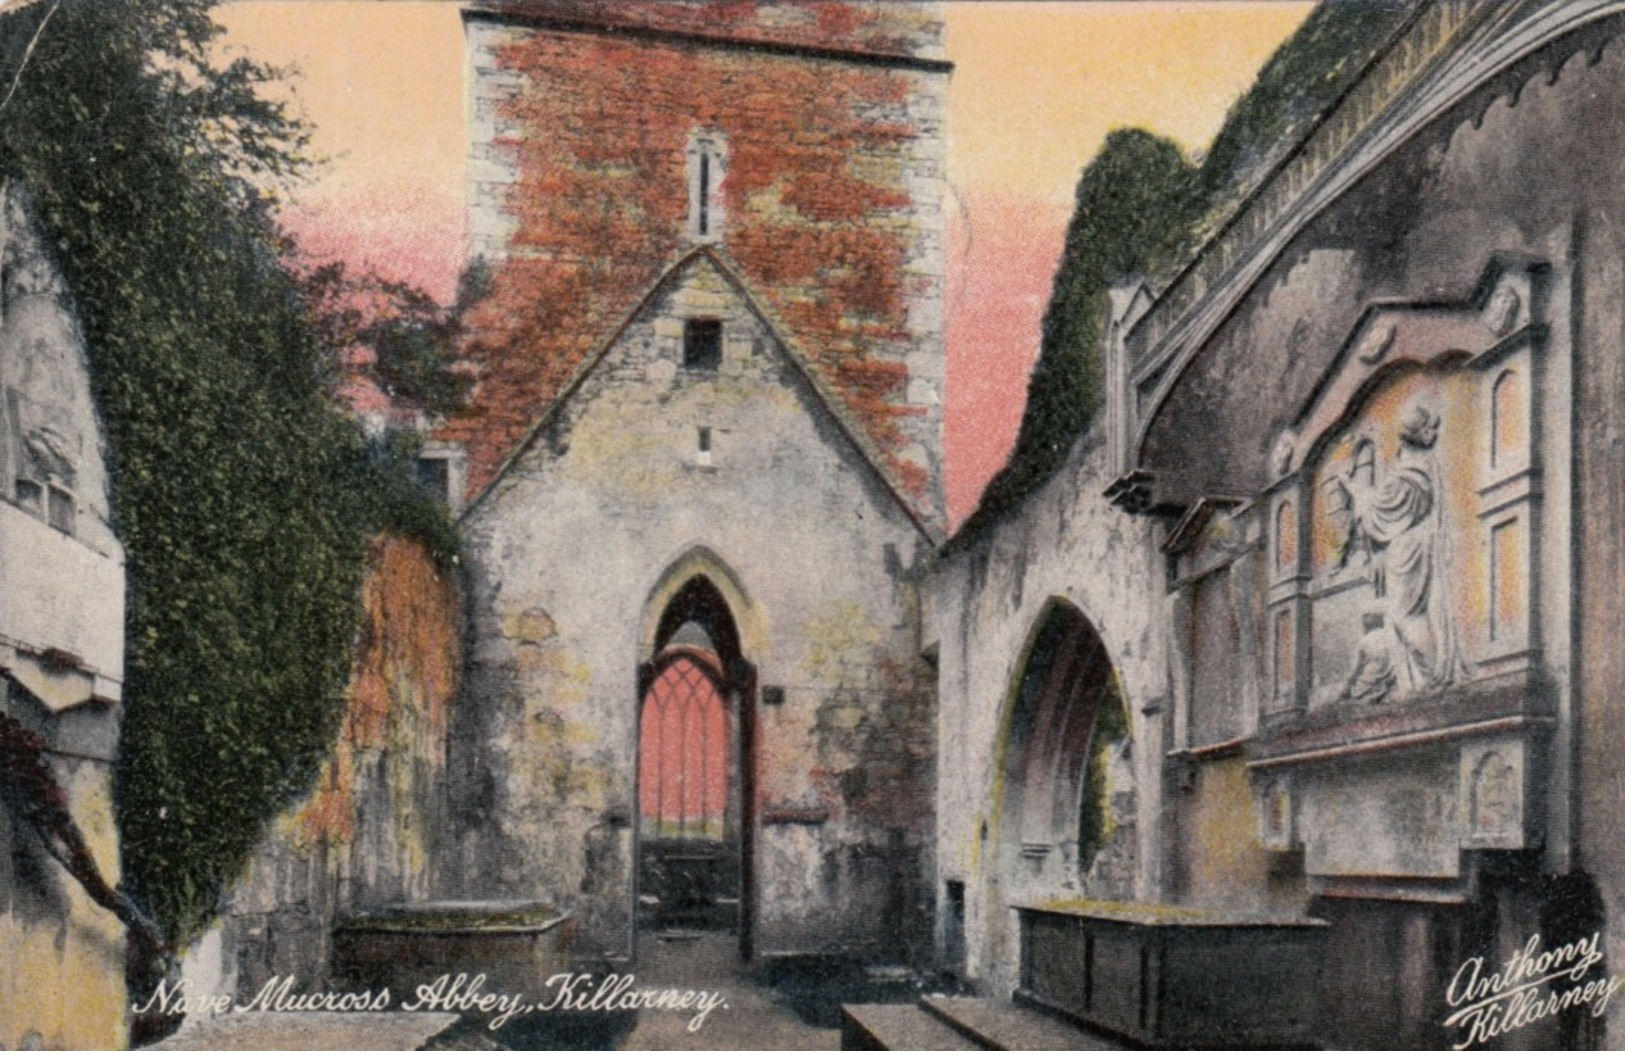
[637,575,755,951]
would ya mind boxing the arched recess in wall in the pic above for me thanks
[639,544,765,660]
[635,551,759,956]
[994,598,1130,889]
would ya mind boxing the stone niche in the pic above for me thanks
[1249,257,1550,891]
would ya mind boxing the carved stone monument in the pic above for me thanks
[1251,257,1549,893]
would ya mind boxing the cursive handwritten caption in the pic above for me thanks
[1443,931,1622,1049]
[132,971,729,1032]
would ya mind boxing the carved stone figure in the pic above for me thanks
[1328,405,1467,702]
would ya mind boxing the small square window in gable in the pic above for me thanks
[412,441,466,516]
[683,319,722,371]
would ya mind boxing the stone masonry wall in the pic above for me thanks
[989,25,1625,1047]
[452,3,947,526]
[468,2,945,61]
[0,187,128,1050]
[450,253,937,962]
[194,536,459,1000]
[934,431,1166,998]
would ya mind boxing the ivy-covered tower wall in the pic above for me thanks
[446,2,947,963]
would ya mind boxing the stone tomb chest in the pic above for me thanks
[333,901,575,1003]
[1015,900,1327,1047]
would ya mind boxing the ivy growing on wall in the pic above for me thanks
[959,129,1200,544]
[958,0,1411,544]
[0,0,458,946]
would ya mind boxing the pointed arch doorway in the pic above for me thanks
[636,574,756,953]
[996,600,1130,893]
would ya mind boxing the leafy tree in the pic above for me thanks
[0,0,459,964]
[296,256,487,419]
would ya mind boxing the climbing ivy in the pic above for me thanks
[0,0,457,945]
[958,130,1199,542]
[957,0,1411,544]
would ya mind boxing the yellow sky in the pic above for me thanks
[219,1,1310,211]
[218,2,465,200]
[946,2,1312,205]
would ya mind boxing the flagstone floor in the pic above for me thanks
[612,931,840,1051]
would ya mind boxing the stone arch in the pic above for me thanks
[992,598,1132,895]
[634,547,760,953]
[639,544,766,662]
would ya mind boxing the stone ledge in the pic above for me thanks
[839,1002,981,1051]
[1015,898,1327,929]
[1251,668,1552,767]
[920,995,1124,1051]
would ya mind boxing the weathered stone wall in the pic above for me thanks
[197,536,459,998]
[466,1,946,61]
[0,740,128,1050]
[0,186,128,1050]
[452,2,947,526]
[0,185,127,1046]
[450,253,937,962]
[933,431,1165,997]
[938,16,1625,1047]
[1168,5,1618,939]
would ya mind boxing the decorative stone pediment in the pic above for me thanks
[1250,257,1550,888]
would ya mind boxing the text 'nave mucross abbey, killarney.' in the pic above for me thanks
[8,1,1625,1049]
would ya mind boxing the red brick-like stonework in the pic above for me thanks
[468,0,943,59]
[444,3,946,522]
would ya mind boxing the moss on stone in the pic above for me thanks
[1078,675,1129,873]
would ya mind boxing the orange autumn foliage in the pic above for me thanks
[297,536,460,846]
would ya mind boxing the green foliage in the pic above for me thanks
[958,1,1411,543]
[1199,0,1411,198]
[961,130,1199,541]
[360,429,462,569]
[0,0,459,944]
[298,257,488,419]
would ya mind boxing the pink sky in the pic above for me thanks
[222,2,1309,528]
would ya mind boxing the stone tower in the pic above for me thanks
[448,0,948,529]
[444,2,949,963]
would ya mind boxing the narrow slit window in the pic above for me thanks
[698,153,710,236]
[697,427,712,453]
[683,319,722,371]
[687,133,725,240]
